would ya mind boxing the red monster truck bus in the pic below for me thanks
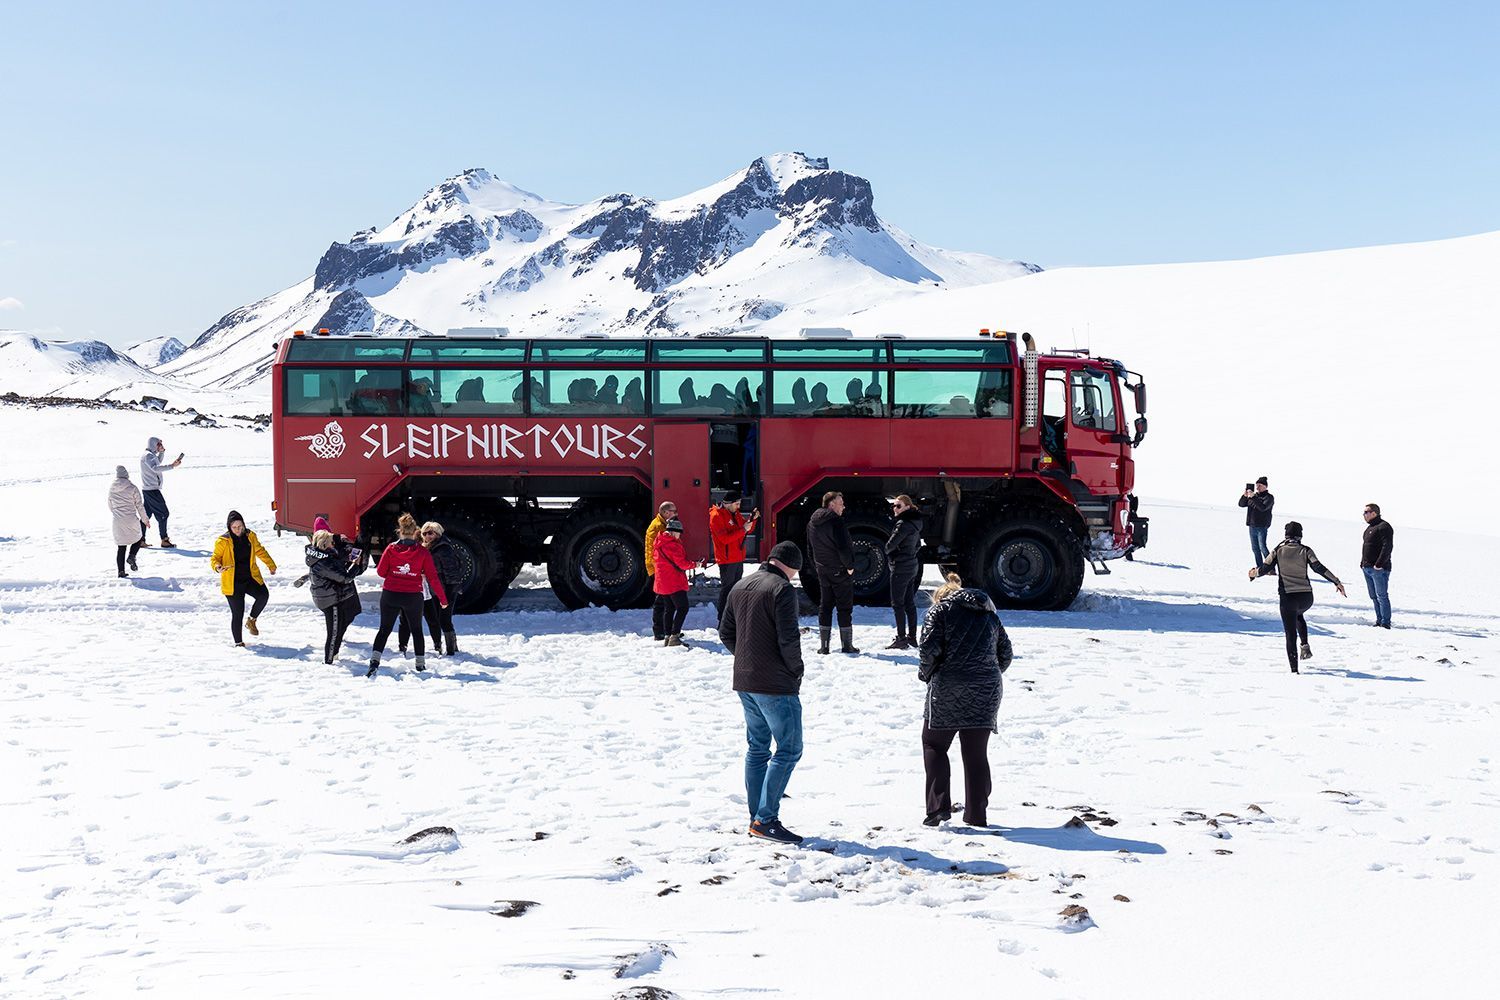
[271,327,1148,613]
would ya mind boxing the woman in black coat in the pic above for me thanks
[917,572,1013,827]
[399,520,465,655]
[306,528,367,665]
[884,495,923,648]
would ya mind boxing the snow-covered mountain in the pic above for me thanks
[124,335,186,369]
[161,153,1039,389]
[0,332,261,412]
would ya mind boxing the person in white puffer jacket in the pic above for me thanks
[109,465,149,578]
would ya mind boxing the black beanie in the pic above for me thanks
[768,540,803,570]
[722,491,742,505]
[1256,476,1268,486]
[227,510,244,530]
[665,518,684,533]
[1284,521,1303,539]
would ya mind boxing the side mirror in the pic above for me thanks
[1132,382,1147,414]
[1132,416,1149,446]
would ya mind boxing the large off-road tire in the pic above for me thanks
[963,506,1085,611]
[843,513,894,606]
[547,506,651,611]
[428,506,510,614]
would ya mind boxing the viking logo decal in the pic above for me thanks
[296,421,347,460]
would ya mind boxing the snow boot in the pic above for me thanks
[665,634,690,649]
[885,634,910,650]
[429,633,444,657]
[415,654,427,673]
[137,539,153,548]
[444,630,458,654]
[245,617,259,637]
[749,820,804,845]
[366,655,380,678]
[817,628,831,655]
[159,537,176,549]
[118,569,129,578]
[1300,642,1313,661]
[906,627,918,646]
[128,558,139,572]
[840,628,860,654]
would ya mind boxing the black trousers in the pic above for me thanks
[655,591,689,636]
[226,579,270,644]
[115,540,143,573]
[889,569,919,637]
[817,570,854,629]
[649,578,666,639]
[373,591,425,655]
[1279,590,1314,669]
[398,598,454,650]
[716,562,744,622]
[321,595,361,664]
[922,722,992,825]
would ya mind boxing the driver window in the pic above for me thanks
[1069,369,1117,431]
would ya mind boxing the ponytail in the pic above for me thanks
[932,571,963,603]
[396,512,419,539]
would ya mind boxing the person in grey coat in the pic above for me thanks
[140,436,184,547]
[108,465,149,577]
[1250,520,1346,673]
[306,528,367,664]
[917,572,1013,827]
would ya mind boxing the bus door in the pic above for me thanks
[653,423,712,562]
[1067,366,1124,491]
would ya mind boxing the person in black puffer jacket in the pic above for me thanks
[398,520,465,655]
[884,495,923,649]
[917,572,1013,828]
[306,526,367,664]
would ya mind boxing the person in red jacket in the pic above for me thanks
[709,492,760,624]
[653,518,695,648]
[367,513,448,677]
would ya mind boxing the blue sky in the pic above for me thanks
[2,1,1497,346]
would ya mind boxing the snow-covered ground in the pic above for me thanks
[2,405,1497,999]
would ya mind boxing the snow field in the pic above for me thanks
[1,404,1497,998]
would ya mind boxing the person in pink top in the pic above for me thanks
[366,513,447,677]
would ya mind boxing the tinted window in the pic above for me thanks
[284,339,407,362]
[891,341,1012,364]
[532,341,647,362]
[893,370,1012,418]
[531,368,647,415]
[652,341,767,363]
[770,341,886,363]
[771,370,887,416]
[407,339,526,362]
[284,367,404,416]
[408,368,525,416]
[654,370,764,415]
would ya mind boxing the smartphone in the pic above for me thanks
[1244,483,1253,491]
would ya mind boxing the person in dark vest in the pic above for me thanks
[806,491,858,654]
[917,572,1012,827]
[1238,476,1274,568]
[884,494,922,649]
[709,492,759,625]
[720,541,808,845]
[1249,521,1346,673]
[1360,503,1395,628]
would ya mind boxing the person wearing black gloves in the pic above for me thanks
[1238,476,1275,568]
[806,491,858,654]
[884,494,923,649]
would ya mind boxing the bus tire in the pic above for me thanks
[429,507,509,614]
[964,507,1084,611]
[547,507,650,611]
[842,513,894,606]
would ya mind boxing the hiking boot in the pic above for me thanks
[748,820,804,845]
[137,539,153,548]
[665,634,690,648]
[817,628,831,655]
[235,642,246,648]
[1378,622,1392,629]
[1300,642,1312,660]
[885,635,910,650]
[159,538,176,549]
[117,569,129,578]
[127,559,139,571]
[839,628,860,654]
[906,630,918,646]
[366,656,380,678]
[415,655,427,673]
[245,617,259,637]
[443,630,458,654]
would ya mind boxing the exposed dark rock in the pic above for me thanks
[401,825,456,844]
[489,899,538,918]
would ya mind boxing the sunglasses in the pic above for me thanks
[421,530,438,536]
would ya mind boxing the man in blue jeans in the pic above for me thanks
[1360,503,1395,628]
[719,540,808,845]
[1239,477,1275,567]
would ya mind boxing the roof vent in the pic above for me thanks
[875,333,906,340]
[798,327,853,339]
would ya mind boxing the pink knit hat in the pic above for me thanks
[313,516,332,533]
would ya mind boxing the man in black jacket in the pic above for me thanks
[1360,503,1395,628]
[1239,476,1275,568]
[806,491,858,654]
[720,541,807,845]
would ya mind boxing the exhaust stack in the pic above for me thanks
[1021,332,1039,430]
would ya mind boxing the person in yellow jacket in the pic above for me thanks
[211,509,277,646]
[643,500,676,640]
